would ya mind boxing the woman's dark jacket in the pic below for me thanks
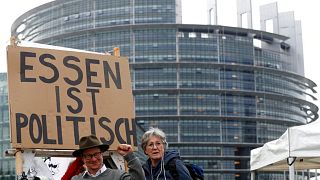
[142,150,192,180]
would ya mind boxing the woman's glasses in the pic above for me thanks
[147,142,163,149]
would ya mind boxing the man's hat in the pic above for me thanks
[72,135,109,157]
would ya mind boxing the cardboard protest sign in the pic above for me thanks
[7,45,136,151]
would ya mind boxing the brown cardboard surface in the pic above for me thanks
[7,45,136,152]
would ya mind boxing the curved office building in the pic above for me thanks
[6,0,318,179]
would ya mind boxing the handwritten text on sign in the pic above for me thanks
[7,45,136,151]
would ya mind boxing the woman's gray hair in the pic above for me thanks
[141,127,167,151]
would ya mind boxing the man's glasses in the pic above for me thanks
[82,152,102,160]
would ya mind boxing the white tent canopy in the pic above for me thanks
[250,120,320,171]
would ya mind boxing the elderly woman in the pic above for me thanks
[141,127,192,180]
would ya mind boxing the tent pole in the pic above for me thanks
[288,157,295,180]
[250,171,255,180]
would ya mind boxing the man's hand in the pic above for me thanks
[117,144,133,156]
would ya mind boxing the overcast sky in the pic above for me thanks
[1,0,319,107]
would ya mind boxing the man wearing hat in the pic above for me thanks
[68,134,145,180]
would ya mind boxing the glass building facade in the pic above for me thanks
[1,0,317,179]
[0,73,15,179]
